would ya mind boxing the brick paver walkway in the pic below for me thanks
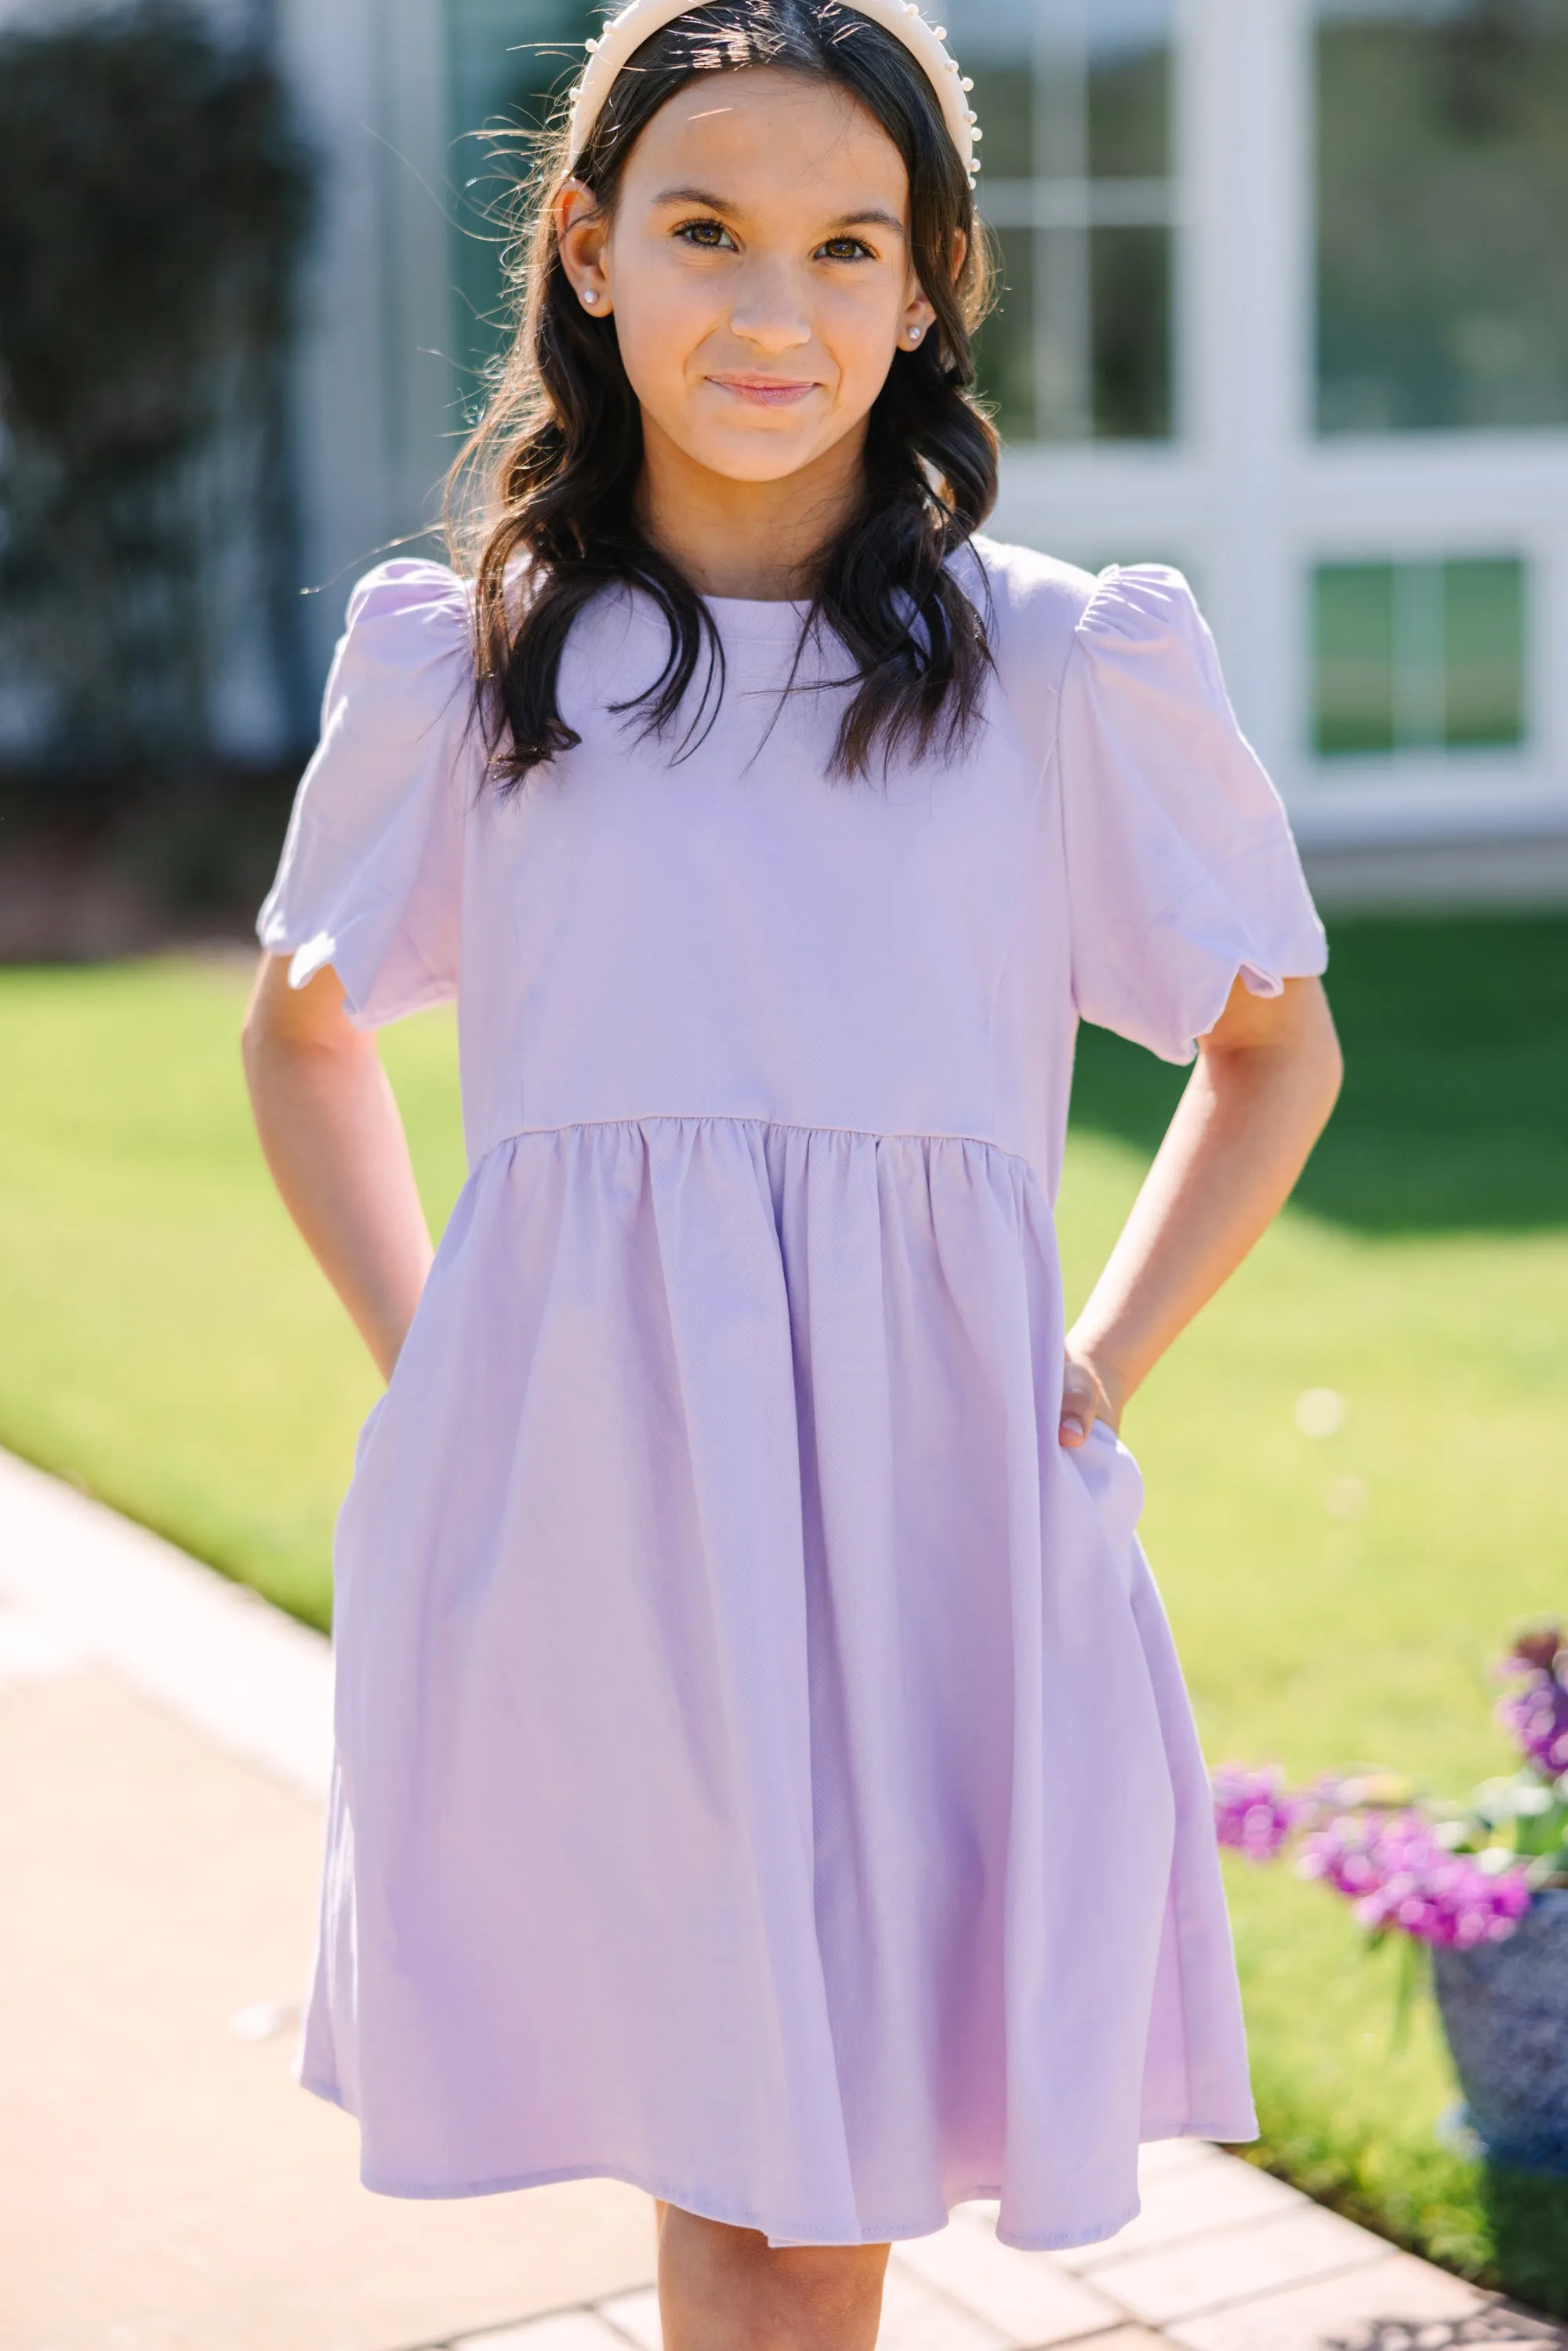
[3,1446,1563,2351]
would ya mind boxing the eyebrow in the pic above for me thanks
[649,185,907,238]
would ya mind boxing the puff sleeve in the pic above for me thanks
[1058,564,1327,1065]
[256,558,475,1028]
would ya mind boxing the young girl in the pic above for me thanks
[245,2,1342,2342]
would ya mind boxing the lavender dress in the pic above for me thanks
[258,538,1326,2251]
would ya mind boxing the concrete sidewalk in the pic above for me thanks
[2,1446,1562,2351]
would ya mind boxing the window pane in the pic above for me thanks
[949,0,1177,444]
[964,64,1034,180]
[941,0,1034,176]
[446,0,591,385]
[1316,0,1568,432]
[1312,557,1527,754]
[1091,226,1171,437]
[1315,564,1396,755]
[1088,16,1171,178]
[1443,558,1526,746]
[975,225,1037,441]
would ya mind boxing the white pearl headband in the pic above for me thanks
[564,0,981,185]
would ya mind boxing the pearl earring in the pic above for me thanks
[583,288,598,304]
[908,324,924,343]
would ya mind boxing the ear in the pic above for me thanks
[898,280,938,352]
[898,224,967,354]
[554,177,613,317]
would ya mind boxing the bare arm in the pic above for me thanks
[1058,973,1342,1447]
[241,954,434,1381]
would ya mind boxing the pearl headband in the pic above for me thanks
[565,0,981,184]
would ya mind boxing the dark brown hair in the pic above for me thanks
[446,0,999,785]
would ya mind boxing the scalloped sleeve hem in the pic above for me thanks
[1058,564,1327,1065]
[256,557,474,1029]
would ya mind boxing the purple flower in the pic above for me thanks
[1497,1682,1568,1777]
[1211,1765,1307,1863]
[1496,1628,1568,1780]
[1298,1809,1532,1950]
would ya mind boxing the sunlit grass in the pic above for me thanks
[1055,911,1568,2307]
[1054,1116,1568,2294]
[0,955,463,1627]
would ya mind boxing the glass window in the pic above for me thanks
[445,0,591,395]
[1312,557,1526,756]
[1090,224,1171,440]
[951,0,1178,442]
[1087,27,1170,179]
[1316,0,1568,433]
[1443,558,1528,745]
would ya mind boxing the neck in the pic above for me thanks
[636,414,867,600]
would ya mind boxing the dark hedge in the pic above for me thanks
[0,3,315,782]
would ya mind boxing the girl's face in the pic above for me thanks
[556,69,938,486]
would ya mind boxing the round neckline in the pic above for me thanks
[698,590,814,637]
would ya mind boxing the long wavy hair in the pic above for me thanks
[446,0,1000,788]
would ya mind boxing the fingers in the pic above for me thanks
[1058,1357,1101,1449]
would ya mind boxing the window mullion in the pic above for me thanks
[1034,0,1091,439]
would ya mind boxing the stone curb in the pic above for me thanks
[0,1446,331,1798]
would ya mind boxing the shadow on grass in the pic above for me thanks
[1485,2165,1568,2326]
[1243,2132,1568,2327]
[1068,912,1568,1235]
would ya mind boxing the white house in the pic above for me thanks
[271,0,1568,897]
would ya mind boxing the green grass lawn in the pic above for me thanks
[1,916,1566,2304]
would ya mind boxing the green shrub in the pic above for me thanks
[0,3,314,778]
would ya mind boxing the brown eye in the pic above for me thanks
[676,218,734,250]
[818,237,873,263]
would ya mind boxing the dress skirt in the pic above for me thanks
[297,1116,1258,2248]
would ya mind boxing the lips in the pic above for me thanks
[706,376,819,405]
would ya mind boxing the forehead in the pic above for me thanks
[622,67,911,213]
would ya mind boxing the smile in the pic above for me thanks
[706,376,820,405]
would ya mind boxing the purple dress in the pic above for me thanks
[258,538,1327,2250]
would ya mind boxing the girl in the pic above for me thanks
[244,2,1342,2344]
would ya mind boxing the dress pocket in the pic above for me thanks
[1069,1417,1147,1559]
[329,1388,390,1646]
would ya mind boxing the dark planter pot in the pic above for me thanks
[1432,1888,1568,2175]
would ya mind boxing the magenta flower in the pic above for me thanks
[1207,1623,1564,1959]
[1211,1765,1308,1863]
[1297,1809,1532,1950]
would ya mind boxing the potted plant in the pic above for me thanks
[1213,1624,1568,2174]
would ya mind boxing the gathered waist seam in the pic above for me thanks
[478,1111,1035,1173]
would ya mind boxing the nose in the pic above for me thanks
[728,254,812,356]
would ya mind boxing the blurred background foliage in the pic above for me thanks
[0,3,314,944]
